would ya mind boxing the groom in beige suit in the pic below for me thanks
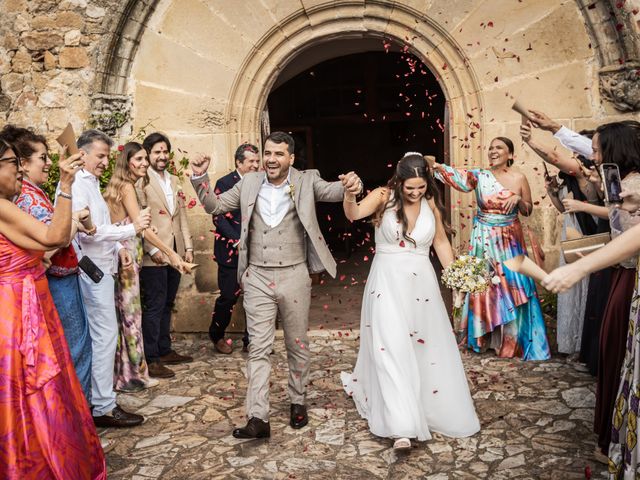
[191,131,362,438]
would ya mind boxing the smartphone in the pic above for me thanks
[577,154,596,170]
[78,255,104,283]
[600,163,623,204]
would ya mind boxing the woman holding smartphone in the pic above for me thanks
[521,123,603,358]
[581,121,640,461]
[520,123,611,374]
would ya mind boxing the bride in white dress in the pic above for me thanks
[341,153,480,450]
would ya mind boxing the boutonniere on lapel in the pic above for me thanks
[176,188,186,206]
[285,183,295,202]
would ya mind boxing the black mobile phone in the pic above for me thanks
[578,155,596,170]
[600,163,623,204]
[78,255,104,283]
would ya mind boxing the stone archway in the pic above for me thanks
[84,0,640,327]
[223,1,484,238]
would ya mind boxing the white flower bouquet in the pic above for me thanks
[442,255,494,346]
[441,255,492,295]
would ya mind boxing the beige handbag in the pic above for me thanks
[561,233,611,263]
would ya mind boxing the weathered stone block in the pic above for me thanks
[54,11,84,29]
[22,32,63,51]
[31,15,55,30]
[1,73,25,94]
[64,29,82,46]
[14,14,30,32]
[86,5,106,19]
[3,32,19,50]
[11,49,31,73]
[5,0,27,12]
[59,47,89,69]
[193,251,218,293]
[172,291,216,332]
[43,50,56,70]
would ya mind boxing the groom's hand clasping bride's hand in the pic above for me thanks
[339,171,363,195]
[190,153,212,177]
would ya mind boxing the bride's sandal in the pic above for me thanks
[393,438,411,451]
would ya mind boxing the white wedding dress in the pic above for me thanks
[341,199,480,440]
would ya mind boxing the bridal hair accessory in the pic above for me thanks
[403,151,422,158]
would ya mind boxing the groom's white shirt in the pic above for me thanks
[256,171,292,228]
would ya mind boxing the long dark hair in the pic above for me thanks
[375,153,452,246]
[596,121,640,178]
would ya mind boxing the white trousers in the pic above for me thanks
[79,272,118,416]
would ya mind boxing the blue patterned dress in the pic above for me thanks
[435,165,550,361]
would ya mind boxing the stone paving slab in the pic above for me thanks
[103,333,607,479]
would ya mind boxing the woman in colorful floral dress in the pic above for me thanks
[5,125,95,404]
[104,142,186,392]
[0,133,106,479]
[432,137,550,360]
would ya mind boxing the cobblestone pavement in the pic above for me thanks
[103,333,607,479]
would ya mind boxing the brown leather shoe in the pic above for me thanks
[148,361,175,378]
[93,405,144,428]
[159,350,193,364]
[214,338,233,354]
[232,417,270,439]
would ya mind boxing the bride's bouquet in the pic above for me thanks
[441,255,492,296]
[441,255,494,346]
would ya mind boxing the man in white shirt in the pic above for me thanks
[73,129,150,428]
[139,132,194,378]
[190,131,362,439]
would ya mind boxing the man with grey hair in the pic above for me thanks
[71,129,149,427]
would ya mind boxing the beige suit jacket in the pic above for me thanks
[141,171,193,267]
[191,167,344,281]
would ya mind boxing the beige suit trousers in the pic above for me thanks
[242,263,312,421]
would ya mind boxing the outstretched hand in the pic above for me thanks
[541,263,587,293]
[528,109,561,133]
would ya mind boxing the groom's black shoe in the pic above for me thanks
[290,404,308,429]
[232,417,270,439]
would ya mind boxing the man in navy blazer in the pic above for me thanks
[210,143,260,354]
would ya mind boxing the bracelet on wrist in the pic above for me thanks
[57,190,72,200]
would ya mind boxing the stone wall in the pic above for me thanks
[1,0,640,331]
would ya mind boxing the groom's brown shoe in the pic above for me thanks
[232,417,270,439]
[290,404,308,429]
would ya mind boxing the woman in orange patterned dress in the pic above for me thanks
[0,134,106,480]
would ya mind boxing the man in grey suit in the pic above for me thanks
[190,131,362,438]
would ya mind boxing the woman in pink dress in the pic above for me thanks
[0,133,106,479]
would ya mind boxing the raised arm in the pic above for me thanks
[343,187,388,221]
[312,170,345,203]
[432,163,478,193]
[429,198,454,269]
[520,122,584,175]
[528,109,593,158]
[0,153,82,250]
[191,173,241,215]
